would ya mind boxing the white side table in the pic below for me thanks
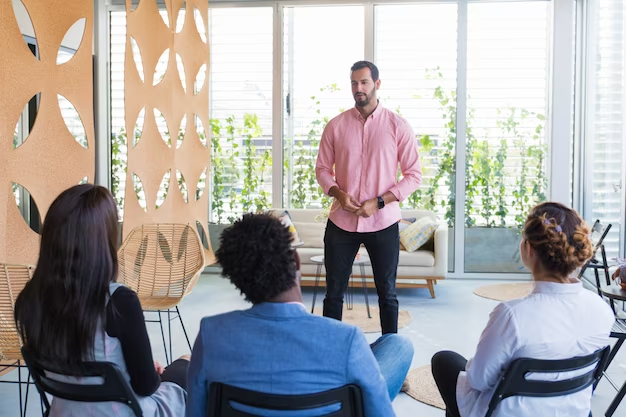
[310,255,371,318]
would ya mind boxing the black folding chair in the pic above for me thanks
[485,346,610,417]
[578,220,612,296]
[21,347,143,417]
[208,382,364,417]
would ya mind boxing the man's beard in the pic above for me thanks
[354,88,375,107]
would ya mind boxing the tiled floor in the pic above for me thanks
[1,274,624,416]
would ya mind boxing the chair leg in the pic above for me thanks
[606,379,626,417]
[167,308,173,364]
[18,361,24,417]
[176,306,192,351]
[23,369,30,417]
[157,310,170,364]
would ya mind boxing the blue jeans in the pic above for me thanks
[371,333,414,400]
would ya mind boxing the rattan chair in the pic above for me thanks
[0,263,36,417]
[117,223,205,364]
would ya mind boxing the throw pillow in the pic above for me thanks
[276,210,302,246]
[398,218,417,251]
[400,217,439,252]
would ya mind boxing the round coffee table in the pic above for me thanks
[310,255,371,319]
[601,285,626,313]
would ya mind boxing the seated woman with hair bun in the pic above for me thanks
[431,202,614,417]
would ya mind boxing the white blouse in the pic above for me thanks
[457,280,615,417]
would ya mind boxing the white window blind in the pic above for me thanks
[466,1,551,229]
[374,3,458,225]
[584,0,625,260]
[282,5,364,210]
[208,7,273,223]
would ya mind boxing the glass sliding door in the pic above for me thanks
[464,1,551,273]
[582,0,626,260]
[374,3,458,272]
[282,5,364,210]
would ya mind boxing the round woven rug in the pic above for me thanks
[312,305,411,333]
[473,282,534,302]
[405,365,445,410]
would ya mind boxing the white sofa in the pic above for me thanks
[278,209,448,298]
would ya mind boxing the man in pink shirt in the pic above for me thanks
[315,61,422,334]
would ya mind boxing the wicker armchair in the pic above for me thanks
[0,263,35,417]
[117,223,205,364]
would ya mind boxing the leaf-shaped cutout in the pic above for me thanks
[58,94,88,149]
[194,114,207,148]
[130,37,144,82]
[132,173,148,212]
[12,93,41,149]
[13,120,20,149]
[157,231,173,263]
[159,7,170,28]
[130,0,140,12]
[194,64,206,95]
[176,53,186,92]
[133,235,149,276]
[177,115,186,149]
[12,182,42,233]
[194,7,207,43]
[196,221,209,250]
[176,169,188,203]
[153,108,171,147]
[153,48,170,86]
[177,227,189,261]
[176,1,186,33]
[156,169,170,209]
[79,176,88,184]
[133,107,145,147]
[196,167,208,201]
[57,18,85,64]
[13,0,38,59]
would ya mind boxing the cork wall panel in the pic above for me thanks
[123,0,214,265]
[0,0,94,265]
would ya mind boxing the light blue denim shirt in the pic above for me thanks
[186,302,394,417]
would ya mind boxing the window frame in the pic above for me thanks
[100,0,578,277]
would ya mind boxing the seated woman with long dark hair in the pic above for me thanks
[431,202,614,417]
[14,184,189,416]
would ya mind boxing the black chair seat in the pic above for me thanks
[208,382,364,417]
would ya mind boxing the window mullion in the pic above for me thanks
[454,0,468,275]
[272,3,284,209]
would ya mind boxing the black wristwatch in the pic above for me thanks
[377,196,385,209]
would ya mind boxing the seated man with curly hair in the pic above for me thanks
[186,213,414,417]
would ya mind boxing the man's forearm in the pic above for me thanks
[381,191,398,205]
[329,186,343,199]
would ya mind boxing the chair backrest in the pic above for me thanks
[21,346,143,417]
[590,220,611,254]
[485,346,610,417]
[208,382,364,417]
[117,223,205,301]
[0,263,34,361]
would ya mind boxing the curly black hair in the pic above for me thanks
[216,213,298,304]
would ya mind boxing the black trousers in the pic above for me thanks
[160,358,189,390]
[323,220,400,334]
[431,351,467,417]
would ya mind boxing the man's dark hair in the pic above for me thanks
[216,213,298,304]
[351,60,379,81]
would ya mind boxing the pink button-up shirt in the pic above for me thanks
[315,104,422,233]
